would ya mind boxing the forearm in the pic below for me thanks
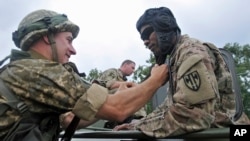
[119,76,162,113]
[97,76,162,121]
[73,64,167,122]
[114,102,214,135]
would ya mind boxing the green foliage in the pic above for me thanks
[132,53,155,83]
[85,68,102,82]
[223,43,250,118]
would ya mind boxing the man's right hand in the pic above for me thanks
[150,64,168,86]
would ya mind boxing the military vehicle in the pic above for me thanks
[62,82,229,141]
[68,127,229,141]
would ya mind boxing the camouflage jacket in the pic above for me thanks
[0,49,108,138]
[132,35,250,138]
[96,68,147,119]
[96,68,125,92]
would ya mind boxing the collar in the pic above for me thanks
[27,50,48,60]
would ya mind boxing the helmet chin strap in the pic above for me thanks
[47,33,59,62]
[156,30,177,55]
[154,30,180,65]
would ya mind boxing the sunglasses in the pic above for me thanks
[140,26,154,40]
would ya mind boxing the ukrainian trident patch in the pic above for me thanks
[183,71,200,91]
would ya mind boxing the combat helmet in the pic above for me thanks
[12,9,79,61]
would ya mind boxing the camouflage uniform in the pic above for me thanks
[95,68,146,128]
[0,49,109,139]
[130,35,250,138]
[0,9,109,139]
[96,68,125,94]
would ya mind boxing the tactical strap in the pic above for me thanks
[203,43,244,121]
[219,48,244,121]
[0,55,10,66]
[47,32,59,62]
[60,115,80,141]
[0,78,28,115]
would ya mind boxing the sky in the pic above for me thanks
[0,0,249,80]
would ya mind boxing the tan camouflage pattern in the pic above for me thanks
[0,50,107,138]
[131,35,250,138]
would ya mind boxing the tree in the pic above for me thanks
[132,53,155,83]
[84,68,102,82]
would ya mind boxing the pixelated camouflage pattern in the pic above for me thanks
[133,35,250,138]
[96,68,147,118]
[96,68,124,91]
[0,49,90,138]
[14,9,79,51]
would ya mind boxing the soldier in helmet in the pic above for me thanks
[0,9,167,140]
[114,7,250,137]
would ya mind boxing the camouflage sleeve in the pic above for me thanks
[1,59,89,113]
[134,41,218,137]
[175,53,216,105]
[72,83,108,120]
[134,106,147,118]
[96,68,123,89]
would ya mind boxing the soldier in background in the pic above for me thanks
[94,59,147,128]
[114,7,250,137]
[95,59,136,94]
[0,9,167,140]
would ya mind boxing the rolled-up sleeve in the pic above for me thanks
[72,83,109,120]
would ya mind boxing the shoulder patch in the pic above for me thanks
[183,70,200,91]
